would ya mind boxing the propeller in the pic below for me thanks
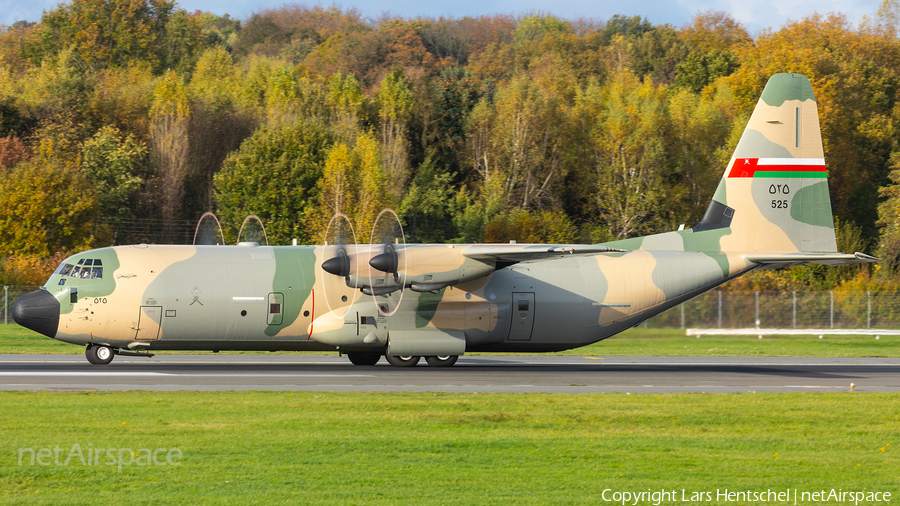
[366,209,407,316]
[193,212,225,245]
[237,215,269,245]
[321,213,359,318]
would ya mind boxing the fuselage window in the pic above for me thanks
[270,303,281,314]
[60,264,74,276]
[94,259,102,266]
[71,266,81,278]
[91,267,103,279]
[80,268,91,279]
[77,259,85,265]
[518,300,530,311]
[84,259,93,266]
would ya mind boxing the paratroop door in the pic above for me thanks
[507,293,535,341]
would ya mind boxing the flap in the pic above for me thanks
[387,329,466,356]
[745,251,878,267]
[462,244,626,263]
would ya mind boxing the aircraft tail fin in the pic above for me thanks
[692,73,838,254]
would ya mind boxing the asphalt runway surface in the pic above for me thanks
[1,354,898,393]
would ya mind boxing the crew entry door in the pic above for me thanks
[135,306,162,340]
[507,292,535,341]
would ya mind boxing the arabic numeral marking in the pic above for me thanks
[771,200,788,209]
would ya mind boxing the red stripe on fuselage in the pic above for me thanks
[307,289,315,340]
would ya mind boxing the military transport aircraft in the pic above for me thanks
[13,73,876,366]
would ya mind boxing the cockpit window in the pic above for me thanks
[57,258,103,278]
[61,259,103,279]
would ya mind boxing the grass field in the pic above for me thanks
[1,324,897,357]
[2,391,897,505]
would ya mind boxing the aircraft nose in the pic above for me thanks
[12,289,60,338]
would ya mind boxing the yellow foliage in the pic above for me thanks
[309,130,394,243]
[2,251,69,286]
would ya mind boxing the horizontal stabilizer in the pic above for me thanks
[745,252,878,267]
[463,244,626,263]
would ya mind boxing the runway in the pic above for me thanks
[1,354,899,393]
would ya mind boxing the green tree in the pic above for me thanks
[81,125,146,220]
[162,10,205,76]
[310,130,393,241]
[513,14,570,48]
[488,75,569,210]
[326,71,364,141]
[400,155,458,243]
[591,69,670,238]
[38,0,175,71]
[376,69,413,199]
[215,122,334,245]
[265,63,300,125]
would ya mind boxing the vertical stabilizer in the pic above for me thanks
[693,73,836,253]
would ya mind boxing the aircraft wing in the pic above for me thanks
[463,245,627,263]
[745,252,878,267]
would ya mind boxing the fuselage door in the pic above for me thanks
[135,306,163,341]
[267,292,284,325]
[507,292,535,341]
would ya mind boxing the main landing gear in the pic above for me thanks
[347,353,459,367]
[85,344,115,365]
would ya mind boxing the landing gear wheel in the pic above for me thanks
[347,352,381,366]
[385,355,420,367]
[425,355,458,367]
[85,344,98,364]
[89,345,115,365]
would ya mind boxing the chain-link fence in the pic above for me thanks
[647,290,900,329]
[1,286,40,325]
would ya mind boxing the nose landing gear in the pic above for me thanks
[85,344,114,365]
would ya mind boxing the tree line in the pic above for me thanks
[1,0,900,291]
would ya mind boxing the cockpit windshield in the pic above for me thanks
[56,258,104,280]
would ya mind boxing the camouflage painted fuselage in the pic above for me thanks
[46,236,755,353]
